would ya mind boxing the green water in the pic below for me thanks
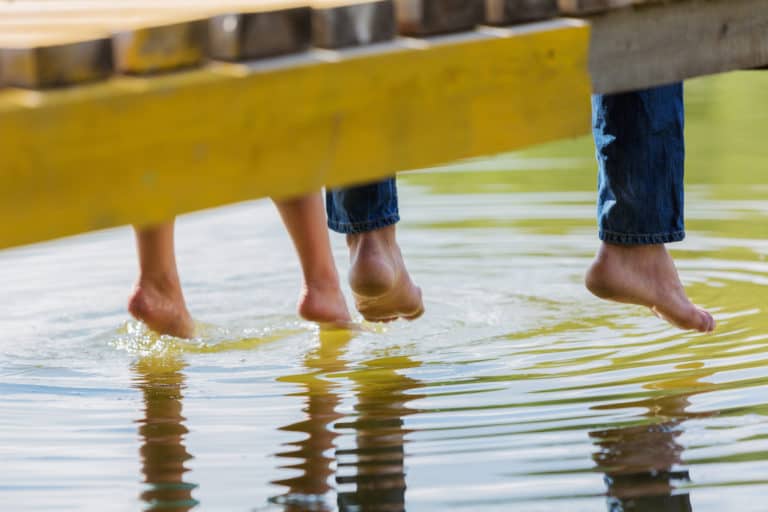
[2,72,768,511]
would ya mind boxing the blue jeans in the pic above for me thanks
[326,178,400,234]
[593,83,685,245]
[328,84,685,242]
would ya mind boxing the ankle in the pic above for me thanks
[346,225,396,250]
[136,271,183,297]
[304,277,343,295]
[298,283,351,324]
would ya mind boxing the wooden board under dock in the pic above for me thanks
[586,0,768,93]
[0,21,592,249]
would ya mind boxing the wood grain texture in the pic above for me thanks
[588,0,768,93]
[396,0,484,35]
[485,0,558,25]
[0,20,592,248]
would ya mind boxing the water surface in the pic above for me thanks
[2,72,768,511]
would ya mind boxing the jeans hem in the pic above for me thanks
[599,230,685,245]
[328,214,400,234]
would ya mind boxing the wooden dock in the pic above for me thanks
[1,0,766,248]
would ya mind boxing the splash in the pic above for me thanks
[110,320,309,358]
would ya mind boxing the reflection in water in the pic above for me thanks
[591,366,714,512]
[272,330,424,511]
[133,356,199,511]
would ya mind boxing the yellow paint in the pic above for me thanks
[0,21,592,249]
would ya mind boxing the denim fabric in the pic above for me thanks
[593,83,685,245]
[326,177,400,234]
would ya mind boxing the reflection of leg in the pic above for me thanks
[585,84,714,332]
[135,358,197,511]
[326,179,423,322]
[274,193,350,325]
[593,398,694,511]
[337,364,419,512]
[271,330,352,508]
[129,221,194,338]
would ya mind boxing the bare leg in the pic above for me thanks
[128,221,195,338]
[586,243,715,333]
[274,193,351,325]
[347,225,423,322]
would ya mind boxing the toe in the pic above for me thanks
[698,308,716,333]
[654,301,710,333]
[687,308,713,333]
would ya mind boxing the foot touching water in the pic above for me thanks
[298,281,352,326]
[128,275,195,339]
[586,243,715,333]
[347,226,424,322]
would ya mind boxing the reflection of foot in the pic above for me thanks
[298,283,352,326]
[347,226,424,322]
[586,243,715,333]
[128,276,195,338]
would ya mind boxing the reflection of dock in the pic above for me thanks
[2,0,767,248]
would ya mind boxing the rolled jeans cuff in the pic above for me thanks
[599,229,685,245]
[327,213,400,234]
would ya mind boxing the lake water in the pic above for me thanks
[2,72,768,512]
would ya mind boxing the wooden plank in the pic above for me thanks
[0,20,591,249]
[0,15,210,86]
[208,7,312,60]
[311,0,396,49]
[111,18,208,74]
[395,0,484,36]
[0,0,398,83]
[587,0,768,93]
[485,0,558,25]
[0,33,112,88]
[0,2,312,83]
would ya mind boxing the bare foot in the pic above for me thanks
[128,275,195,338]
[586,243,715,333]
[347,225,424,322]
[298,282,352,327]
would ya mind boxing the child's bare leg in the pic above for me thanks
[274,193,351,325]
[128,221,194,338]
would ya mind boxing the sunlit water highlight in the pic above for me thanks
[2,72,768,511]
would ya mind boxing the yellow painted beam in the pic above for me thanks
[0,20,592,249]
